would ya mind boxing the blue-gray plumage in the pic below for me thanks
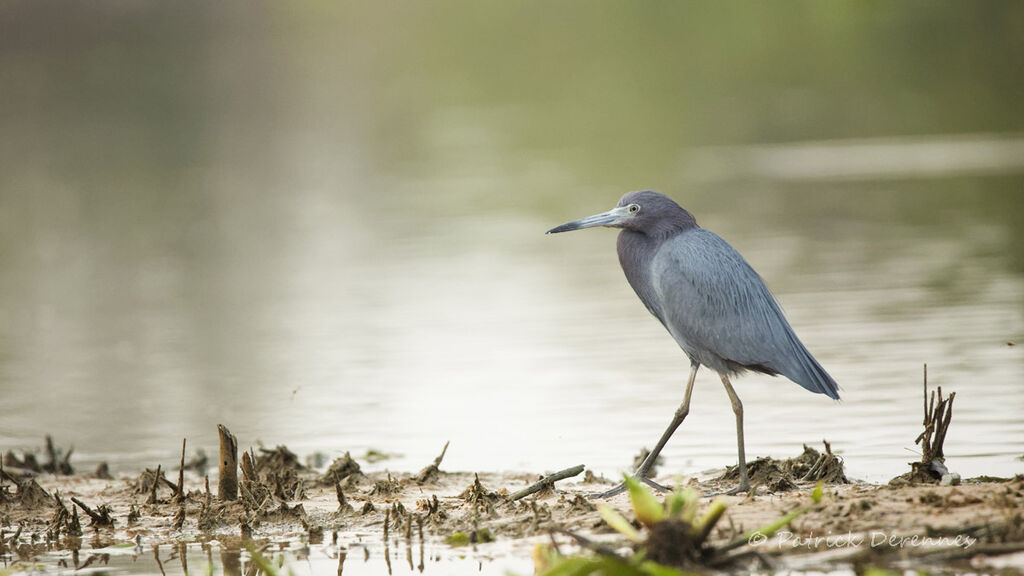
[547,190,839,498]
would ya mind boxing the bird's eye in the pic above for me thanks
[628,204,640,214]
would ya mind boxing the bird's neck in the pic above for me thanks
[617,230,661,313]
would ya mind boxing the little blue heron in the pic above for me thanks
[547,191,840,498]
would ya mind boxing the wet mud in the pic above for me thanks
[2,431,1022,575]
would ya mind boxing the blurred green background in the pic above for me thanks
[0,2,1021,481]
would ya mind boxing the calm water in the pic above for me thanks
[1,2,1023,494]
[15,537,535,576]
[6,534,1003,576]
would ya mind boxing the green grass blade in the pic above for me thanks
[598,505,644,542]
[811,480,824,503]
[624,476,664,526]
[691,498,728,543]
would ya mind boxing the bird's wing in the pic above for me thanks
[651,229,839,398]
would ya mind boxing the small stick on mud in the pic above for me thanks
[415,441,450,484]
[509,464,585,501]
[45,435,72,475]
[149,465,162,504]
[45,435,58,466]
[175,438,186,502]
[70,497,113,527]
[69,505,82,536]
[335,483,353,514]
[240,449,257,483]
[217,424,238,501]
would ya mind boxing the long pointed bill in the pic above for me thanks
[546,205,631,234]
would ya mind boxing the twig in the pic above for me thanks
[161,476,179,492]
[176,438,186,502]
[509,465,585,501]
[45,435,58,471]
[61,447,73,475]
[335,482,353,514]
[70,497,113,526]
[240,450,257,483]
[149,465,162,504]
[415,441,450,484]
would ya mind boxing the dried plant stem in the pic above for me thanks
[510,465,585,501]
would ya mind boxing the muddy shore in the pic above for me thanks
[2,436,1022,575]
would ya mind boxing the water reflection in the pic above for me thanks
[1,537,509,576]
[0,1,1022,488]
[220,541,242,576]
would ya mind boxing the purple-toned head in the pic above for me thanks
[546,190,696,236]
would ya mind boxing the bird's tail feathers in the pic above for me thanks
[785,335,841,400]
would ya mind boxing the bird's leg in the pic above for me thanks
[634,365,697,479]
[720,374,750,495]
[589,364,699,499]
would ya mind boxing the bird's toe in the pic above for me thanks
[638,476,673,493]
[587,483,627,499]
[587,476,673,499]
[723,482,751,496]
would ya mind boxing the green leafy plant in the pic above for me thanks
[535,476,824,575]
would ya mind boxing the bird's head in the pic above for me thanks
[546,190,696,236]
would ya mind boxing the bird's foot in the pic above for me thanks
[587,475,673,499]
[706,481,751,497]
[587,483,626,499]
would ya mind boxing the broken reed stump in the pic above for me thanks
[176,438,186,503]
[240,449,257,484]
[800,440,848,484]
[415,441,450,484]
[910,364,956,482]
[218,424,238,501]
[44,435,74,475]
[149,465,162,504]
[335,483,353,514]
